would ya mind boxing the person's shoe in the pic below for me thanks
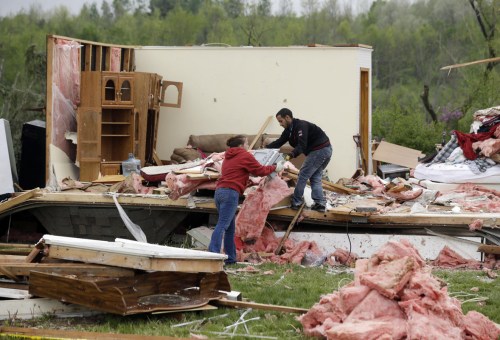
[290,203,302,210]
[311,203,326,212]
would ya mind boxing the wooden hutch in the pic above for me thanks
[46,36,183,182]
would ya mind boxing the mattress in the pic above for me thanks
[413,163,500,185]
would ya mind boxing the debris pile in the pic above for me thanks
[298,239,500,340]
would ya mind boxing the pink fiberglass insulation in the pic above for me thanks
[432,246,482,270]
[164,173,216,200]
[297,239,500,340]
[110,47,121,72]
[52,38,80,159]
[235,176,292,241]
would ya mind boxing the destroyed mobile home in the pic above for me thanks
[0,35,499,338]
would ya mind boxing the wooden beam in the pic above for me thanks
[0,189,39,214]
[478,244,500,255]
[0,326,188,339]
[284,169,358,194]
[249,115,273,150]
[152,150,163,166]
[47,245,224,273]
[213,298,308,314]
[275,202,305,255]
[0,262,135,277]
[441,56,500,70]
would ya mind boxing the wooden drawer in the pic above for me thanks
[100,163,121,176]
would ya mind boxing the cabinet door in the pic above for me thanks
[77,107,101,181]
[102,75,118,105]
[102,74,134,105]
[118,76,134,105]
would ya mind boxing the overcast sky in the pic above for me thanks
[0,0,374,17]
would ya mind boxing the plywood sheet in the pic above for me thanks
[372,141,425,169]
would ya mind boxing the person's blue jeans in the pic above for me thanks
[292,145,332,206]
[208,187,239,264]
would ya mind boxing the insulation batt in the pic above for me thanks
[235,175,292,241]
[298,239,500,340]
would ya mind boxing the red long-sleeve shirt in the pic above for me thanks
[216,147,276,195]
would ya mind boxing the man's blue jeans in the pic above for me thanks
[292,145,332,207]
[208,187,239,264]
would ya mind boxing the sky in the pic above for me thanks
[0,0,374,17]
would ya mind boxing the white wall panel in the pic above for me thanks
[135,46,372,181]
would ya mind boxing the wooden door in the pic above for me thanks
[102,74,118,105]
[77,107,101,181]
[118,75,134,105]
[359,69,370,174]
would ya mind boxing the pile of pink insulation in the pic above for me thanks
[298,239,500,340]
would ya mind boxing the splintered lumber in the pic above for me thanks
[24,241,45,263]
[0,262,135,277]
[42,235,226,273]
[478,244,500,255]
[213,298,308,314]
[275,203,306,255]
[152,149,163,166]
[0,189,40,214]
[284,169,357,194]
[440,56,500,70]
[29,270,230,315]
[249,115,273,150]
[0,326,188,339]
[187,171,220,180]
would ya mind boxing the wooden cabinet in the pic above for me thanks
[100,108,134,163]
[102,72,134,106]
[78,71,168,181]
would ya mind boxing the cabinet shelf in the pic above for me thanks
[102,134,131,137]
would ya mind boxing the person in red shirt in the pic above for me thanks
[208,135,284,265]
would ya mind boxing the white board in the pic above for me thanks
[0,119,17,194]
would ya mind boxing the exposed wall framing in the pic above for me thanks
[45,35,138,183]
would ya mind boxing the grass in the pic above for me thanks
[2,264,499,339]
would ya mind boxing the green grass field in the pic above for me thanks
[4,263,498,339]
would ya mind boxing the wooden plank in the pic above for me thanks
[0,266,20,281]
[0,326,187,339]
[43,235,226,260]
[249,115,273,150]
[47,245,224,273]
[0,243,32,248]
[152,149,163,166]
[46,36,54,183]
[284,169,357,194]
[0,255,25,262]
[0,189,39,214]
[0,298,101,320]
[213,298,308,314]
[0,262,134,277]
[92,174,126,183]
[84,43,92,71]
[478,244,500,255]
[275,203,305,255]
[441,56,500,70]
[0,287,31,299]
[372,141,424,169]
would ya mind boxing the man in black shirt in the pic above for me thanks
[266,108,332,212]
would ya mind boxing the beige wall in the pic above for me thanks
[135,46,372,181]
